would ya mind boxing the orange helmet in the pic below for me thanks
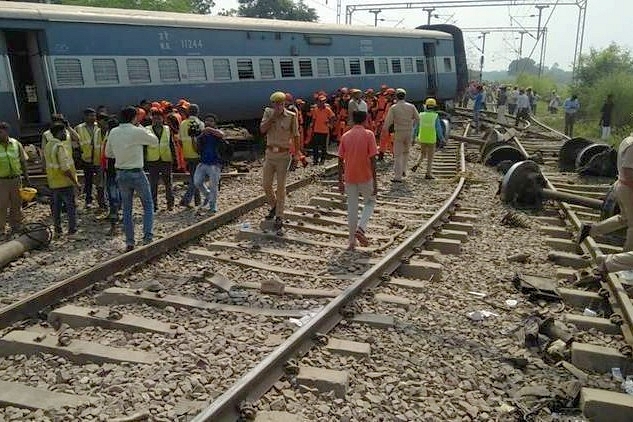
[385,88,396,95]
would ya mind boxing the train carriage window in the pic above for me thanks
[237,59,255,80]
[299,59,313,77]
[349,59,361,75]
[212,58,231,80]
[377,58,388,74]
[158,59,180,82]
[54,58,84,86]
[443,57,453,72]
[92,59,118,85]
[127,58,151,84]
[403,58,414,73]
[280,59,295,78]
[333,58,346,76]
[391,59,402,74]
[259,58,275,79]
[364,59,376,75]
[316,58,330,77]
[416,58,425,73]
[186,59,207,81]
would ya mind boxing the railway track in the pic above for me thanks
[0,126,471,420]
[458,108,633,421]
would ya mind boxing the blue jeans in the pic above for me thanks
[194,163,222,211]
[52,186,77,233]
[116,170,153,247]
[182,159,201,206]
[105,170,121,223]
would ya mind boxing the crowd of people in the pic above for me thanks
[0,85,447,252]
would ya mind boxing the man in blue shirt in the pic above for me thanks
[563,95,580,137]
[194,114,224,213]
[473,85,484,134]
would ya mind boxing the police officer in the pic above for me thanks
[0,122,30,238]
[260,91,300,231]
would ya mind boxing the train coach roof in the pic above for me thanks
[0,2,452,40]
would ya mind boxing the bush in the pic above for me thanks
[576,71,633,129]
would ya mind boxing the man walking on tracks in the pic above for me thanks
[75,108,106,210]
[382,88,419,183]
[412,98,445,180]
[563,95,580,137]
[309,95,335,165]
[578,133,633,252]
[105,106,159,252]
[194,114,225,214]
[179,104,203,208]
[0,122,30,239]
[260,91,301,232]
[338,111,378,251]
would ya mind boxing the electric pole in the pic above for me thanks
[368,9,381,27]
[423,7,436,25]
[479,31,489,82]
[535,5,549,77]
[518,31,526,58]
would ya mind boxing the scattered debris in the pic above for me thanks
[507,252,530,263]
[501,210,532,229]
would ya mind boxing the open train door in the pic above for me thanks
[0,30,55,140]
[423,42,438,97]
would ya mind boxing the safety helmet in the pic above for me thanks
[19,187,37,202]
[270,91,286,103]
[385,88,396,95]
[425,98,437,107]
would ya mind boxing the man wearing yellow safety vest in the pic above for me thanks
[178,103,203,207]
[0,122,30,239]
[40,114,79,173]
[146,108,175,212]
[412,98,446,179]
[75,108,106,209]
[45,124,79,237]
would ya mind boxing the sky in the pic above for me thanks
[212,0,629,72]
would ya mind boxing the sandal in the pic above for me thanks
[355,227,370,247]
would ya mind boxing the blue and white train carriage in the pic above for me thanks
[0,1,467,139]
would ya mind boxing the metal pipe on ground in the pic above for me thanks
[0,224,52,269]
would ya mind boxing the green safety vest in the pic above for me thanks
[44,139,76,189]
[0,138,22,178]
[76,122,101,164]
[145,125,173,162]
[418,111,438,144]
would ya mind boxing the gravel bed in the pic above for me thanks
[0,161,333,305]
[253,161,623,421]
[0,145,463,421]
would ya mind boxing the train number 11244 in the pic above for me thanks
[181,39,203,49]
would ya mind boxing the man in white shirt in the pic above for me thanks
[515,89,530,127]
[382,88,419,182]
[347,89,368,126]
[105,106,158,252]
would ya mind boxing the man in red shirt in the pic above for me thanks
[338,111,378,250]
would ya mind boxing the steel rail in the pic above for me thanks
[193,136,467,421]
[0,165,338,328]
[511,127,633,347]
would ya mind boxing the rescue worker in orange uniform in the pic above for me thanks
[378,88,396,160]
[309,95,336,165]
[337,88,350,141]
[285,93,308,168]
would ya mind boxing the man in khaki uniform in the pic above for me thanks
[260,91,300,231]
[382,88,420,182]
[0,122,30,238]
[579,134,633,257]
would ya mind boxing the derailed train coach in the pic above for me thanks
[0,1,467,139]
